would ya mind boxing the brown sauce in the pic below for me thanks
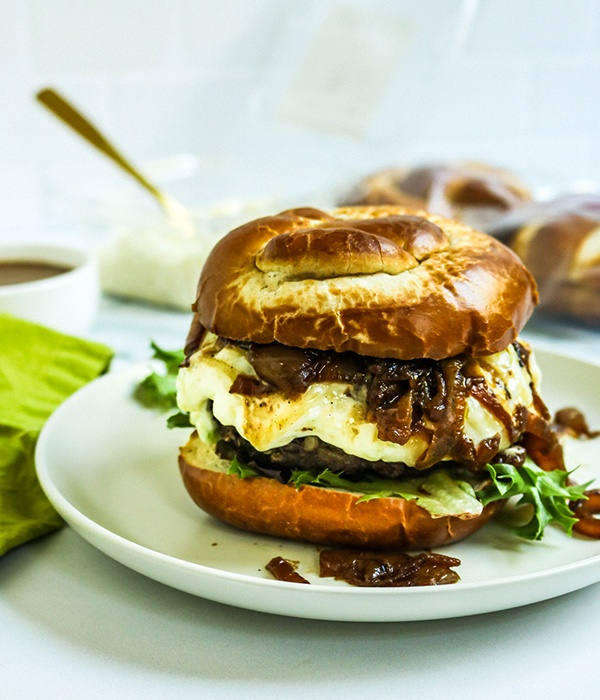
[265,556,310,584]
[0,260,72,286]
[554,407,600,439]
[319,549,461,587]
[265,550,461,587]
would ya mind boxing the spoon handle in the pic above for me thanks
[36,88,165,207]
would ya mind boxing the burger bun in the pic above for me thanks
[178,432,503,551]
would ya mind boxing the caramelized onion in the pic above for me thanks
[247,342,363,393]
[229,374,274,397]
[319,549,461,587]
[265,556,310,584]
[554,407,600,439]
[571,490,600,539]
[226,338,563,472]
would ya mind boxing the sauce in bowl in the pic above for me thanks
[0,260,73,286]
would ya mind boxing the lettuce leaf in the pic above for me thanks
[227,456,592,541]
[228,462,484,519]
[290,466,485,517]
[479,459,591,540]
[134,342,183,411]
[149,342,186,375]
[134,342,191,428]
[166,411,193,429]
[229,457,264,480]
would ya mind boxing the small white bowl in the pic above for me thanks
[0,242,100,336]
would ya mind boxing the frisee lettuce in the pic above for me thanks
[134,342,191,428]
[148,342,185,375]
[227,457,591,541]
[229,457,264,480]
[290,466,484,518]
[478,460,591,540]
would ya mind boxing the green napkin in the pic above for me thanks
[0,314,113,557]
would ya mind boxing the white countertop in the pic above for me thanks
[2,296,600,700]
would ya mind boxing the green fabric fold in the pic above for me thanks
[0,313,113,557]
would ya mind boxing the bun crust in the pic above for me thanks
[192,205,537,360]
[178,433,503,550]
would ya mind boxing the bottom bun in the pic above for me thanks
[178,432,503,550]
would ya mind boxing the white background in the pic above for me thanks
[2,0,600,236]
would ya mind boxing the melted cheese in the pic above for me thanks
[177,334,539,466]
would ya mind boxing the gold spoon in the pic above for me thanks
[36,87,195,234]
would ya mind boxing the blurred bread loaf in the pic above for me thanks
[490,194,600,324]
[338,162,531,231]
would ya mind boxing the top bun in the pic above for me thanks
[190,206,537,360]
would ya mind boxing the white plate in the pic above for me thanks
[35,349,600,622]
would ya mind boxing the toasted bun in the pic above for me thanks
[178,432,503,551]
[190,205,537,360]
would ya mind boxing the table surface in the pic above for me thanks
[3,295,600,700]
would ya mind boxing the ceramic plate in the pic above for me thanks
[35,349,600,621]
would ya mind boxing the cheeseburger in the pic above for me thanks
[176,206,572,550]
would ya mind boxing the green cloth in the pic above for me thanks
[0,314,113,556]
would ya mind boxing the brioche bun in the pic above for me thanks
[177,205,545,553]
[190,206,537,361]
[179,433,503,550]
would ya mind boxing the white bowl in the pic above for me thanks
[0,242,100,336]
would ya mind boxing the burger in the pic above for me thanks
[175,205,584,550]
